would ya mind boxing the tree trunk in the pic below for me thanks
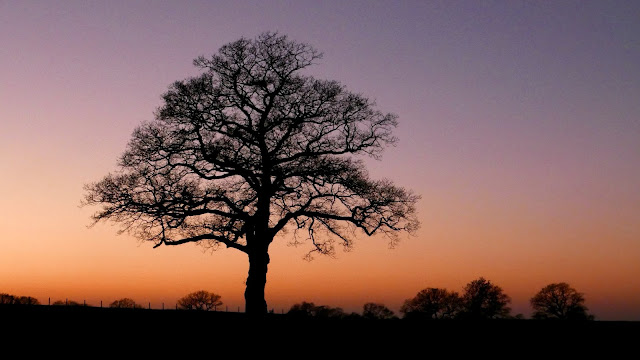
[244,247,270,316]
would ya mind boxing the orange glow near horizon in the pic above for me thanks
[2,208,638,318]
[1,2,639,320]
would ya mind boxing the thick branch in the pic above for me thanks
[154,233,247,253]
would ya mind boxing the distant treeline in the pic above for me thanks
[288,277,594,321]
[1,277,594,320]
[0,293,40,305]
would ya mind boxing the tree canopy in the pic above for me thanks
[109,298,142,309]
[0,293,40,305]
[287,301,347,319]
[530,283,593,320]
[84,32,419,315]
[178,290,223,311]
[400,288,462,319]
[459,277,512,319]
[362,302,397,320]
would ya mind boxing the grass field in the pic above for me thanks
[2,304,637,355]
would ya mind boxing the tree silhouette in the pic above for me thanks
[287,301,317,318]
[0,293,14,304]
[459,277,512,319]
[530,283,594,320]
[84,32,420,315]
[16,296,41,305]
[52,299,83,306]
[178,290,223,311]
[287,301,346,319]
[400,288,462,319]
[362,302,397,320]
[109,298,142,309]
[0,293,40,305]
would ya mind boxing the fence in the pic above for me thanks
[38,298,285,314]
[1,293,287,313]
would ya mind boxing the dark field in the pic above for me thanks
[2,305,637,355]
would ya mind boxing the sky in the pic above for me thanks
[1,0,639,320]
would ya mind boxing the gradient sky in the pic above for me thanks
[1,1,639,320]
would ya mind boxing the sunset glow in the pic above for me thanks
[1,1,638,320]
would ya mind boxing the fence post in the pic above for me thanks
[100,300,103,308]
[48,297,50,306]
[162,302,164,310]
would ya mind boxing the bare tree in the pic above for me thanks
[16,296,41,305]
[287,301,318,318]
[0,293,17,305]
[400,288,462,319]
[530,283,593,320]
[362,302,397,320]
[0,293,40,305]
[109,298,142,309]
[178,290,223,311]
[287,301,346,319]
[459,277,512,319]
[84,32,420,315]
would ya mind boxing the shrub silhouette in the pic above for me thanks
[52,299,84,306]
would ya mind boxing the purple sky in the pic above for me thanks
[1,1,639,319]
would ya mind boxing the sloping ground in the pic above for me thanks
[1,305,637,355]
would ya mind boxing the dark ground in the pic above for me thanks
[1,305,637,356]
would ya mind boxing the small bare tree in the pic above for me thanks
[109,298,142,309]
[0,293,41,305]
[459,277,512,319]
[362,302,397,320]
[178,290,223,311]
[400,288,462,319]
[530,283,593,320]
